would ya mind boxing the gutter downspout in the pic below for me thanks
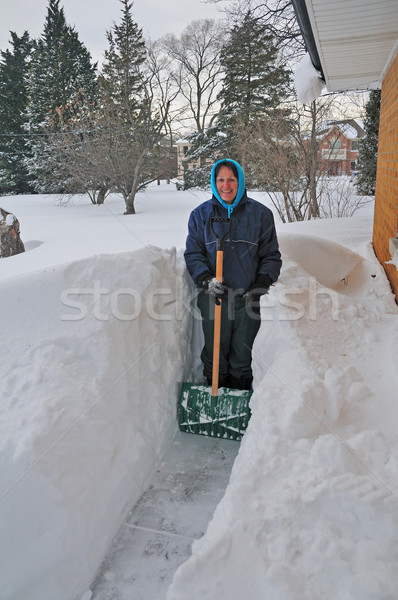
[291,0,325,81]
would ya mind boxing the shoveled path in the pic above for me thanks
[90,431,239,600]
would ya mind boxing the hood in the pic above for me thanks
[210,159,246,217]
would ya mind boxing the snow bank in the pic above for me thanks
[3,188,398,600]
[168,236,398,599]
[278,232,366,293]
[0,246,192,600]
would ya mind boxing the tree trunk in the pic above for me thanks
[308,101,320,219]
[0,208,25,257]
[124,191,136,214]
[96,186,106,205]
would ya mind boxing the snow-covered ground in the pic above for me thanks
[1,183,397,600]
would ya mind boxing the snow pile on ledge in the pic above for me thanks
[0,246,191,600]
[167,237,398,599]
[294,52,326,103]
[387,244,398,269]
[390,252,398,268]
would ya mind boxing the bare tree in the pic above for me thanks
[233,92,368,222]
[145,40,181,133]
[162,19,225,134]
[205,0,304,59]
[100,102,167,213]
[45,87,170,214]
[319,175,372,218]
[234,114,306,222]
[145,39,182,182]
[46,94,110,205]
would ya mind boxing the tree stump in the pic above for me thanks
[0,208,25,258]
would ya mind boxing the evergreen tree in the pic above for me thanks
[356,90,381,195]
[48,0,166,212]
[181,126,228,189]
[96,0,165,214]
[99,0,146,120]
[25,0,97,192]
[0,31,34,194]
[218,10,291,128]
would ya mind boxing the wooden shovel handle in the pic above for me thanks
[211,249,224,396]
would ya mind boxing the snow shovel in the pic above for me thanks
[179,216,252,441]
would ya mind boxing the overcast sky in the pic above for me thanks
[0,0,222,63]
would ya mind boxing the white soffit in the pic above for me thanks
[304,0,398,92]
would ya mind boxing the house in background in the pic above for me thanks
[155,137,178,182]
[178,117,364,187]
[314,119,365,176]
[175,137,216,180]
[292,0,398,301]
[175,138,194,179]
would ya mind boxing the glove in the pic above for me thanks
[244,274,272,314]
[197,272,230,305]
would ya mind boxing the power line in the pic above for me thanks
[0,110,221,139]
[0,98,299,139]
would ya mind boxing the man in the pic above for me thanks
[184,158,282,390]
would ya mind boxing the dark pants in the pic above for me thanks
[197,292,261,386]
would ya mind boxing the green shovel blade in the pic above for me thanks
[179,382,252,441]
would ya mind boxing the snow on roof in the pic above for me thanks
[176,129,227,145]
[318,120,365,139]
[301,119,365,140]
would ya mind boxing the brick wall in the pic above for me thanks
[373,51,398,301]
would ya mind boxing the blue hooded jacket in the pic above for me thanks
[184,159,282,293]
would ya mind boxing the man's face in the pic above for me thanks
[216,166,238,204]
